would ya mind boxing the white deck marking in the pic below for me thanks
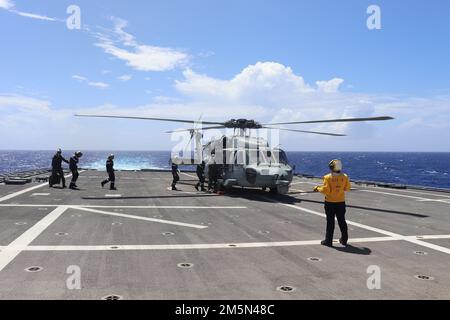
[290,188,307,194]
[181,172,197,179]
[281,203,450,254]
[0,204,247,209]
[0,183,49,203]
[0,171,82,203]
[104,194,122,197]
[1,235,450,252]
[75,207,208,229]
[416,199,450,203]
[282,203,403,238]
[364,187,450,198]
[31,193,50,196]
[0,206,68,272]
[16,234,450,251]
[358,189,450,204]
[291,180,318,186]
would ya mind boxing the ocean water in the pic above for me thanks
[0,151,449,189]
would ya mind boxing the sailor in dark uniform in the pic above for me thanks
[69,151,83,190]
[101,154,117,190]
[195,161,206,191]
[171,157,180,191]
[207,154,218,192]
[50,148,69,188]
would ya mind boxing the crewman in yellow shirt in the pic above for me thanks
[313,159,351,247]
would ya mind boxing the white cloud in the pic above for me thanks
[87,82,109,89]
[316,78,344,93]
[1,1,58,21]
[94,17,189,72]
[0,94,51,113]
[1,62,449,151]
[117,74,132,82]
[176,62,318,106]
[72,75,109,89]
[9,9,57,21]
[0,0,13,9]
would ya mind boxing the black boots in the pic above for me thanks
[321,240,333,247]
[101,180,117,190]
[69,182,78,190]
[195,183,206,192]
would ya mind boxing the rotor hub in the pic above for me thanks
[224,119,262,129]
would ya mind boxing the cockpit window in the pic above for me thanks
[278,149,289,165]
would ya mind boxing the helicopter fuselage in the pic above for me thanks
[201,134,294,194]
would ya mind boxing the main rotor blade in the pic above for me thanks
[75,114,224,125]
[165,125,226,133]
[263,116,394,126]
[262,126,346,136]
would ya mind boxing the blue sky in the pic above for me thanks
[0,0,449,151]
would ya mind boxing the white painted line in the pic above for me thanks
[20,236,399,251]
[281,202,450,255]
[282,203,403,238]
[31,193,50,196]
[0,204,247,210]
[291,180,318,186]
[290,188,307,193]
[75,207,208,229]
[290,182,307,185]
[1,234,449,252]
[410,234,450,240]
[416,199,450,203]
[0,206,68,272]
[358,189,429,201]
[364,187,450,199]
[0,171,82,203]
[181,172,197,179]
[105,194,122,197]
[405,238,450,254]
[0,183,49,203]
[360,189,450,204]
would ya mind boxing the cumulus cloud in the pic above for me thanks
[176,62,316,105]
[316,78,345,93]
[72,75,109,89]
[174,61,373,131]
[1,62,449,151]
[94,17,188,72]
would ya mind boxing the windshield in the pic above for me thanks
[231,149,288,166]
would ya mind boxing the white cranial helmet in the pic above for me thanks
[329,159,343,173]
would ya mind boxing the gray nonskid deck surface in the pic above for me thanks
[0,170,449,299]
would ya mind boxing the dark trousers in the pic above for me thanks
[172,173,179,188]
[71,169,79,183]
[101,171,116,189]
[196,175,205,189]
[107,171,115,183]
[52,168,65,186]
[208,169,217,191]
[103,171,115,184]
[324,202,348,244]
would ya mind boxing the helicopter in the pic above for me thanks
[74,114,394,194]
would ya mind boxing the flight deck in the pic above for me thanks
[0,170,449,299]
